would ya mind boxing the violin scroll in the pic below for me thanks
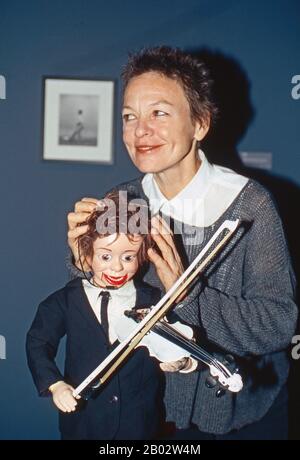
[206,354,243,396]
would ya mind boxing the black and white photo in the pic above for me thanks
[42,78,114,163]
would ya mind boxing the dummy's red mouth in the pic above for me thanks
[103,274,128,286]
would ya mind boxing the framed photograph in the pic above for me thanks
[42,77,115,164]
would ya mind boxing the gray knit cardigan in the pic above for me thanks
[69,176,298,434]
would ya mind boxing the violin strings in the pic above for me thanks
[154,321,231,377]
[157,322,229,377]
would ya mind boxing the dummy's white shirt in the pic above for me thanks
[83,278,197,370]
[142,149,248,226]
[82,279,136,344]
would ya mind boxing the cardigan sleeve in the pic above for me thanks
[196,194,298,357]
[26,290,67,396]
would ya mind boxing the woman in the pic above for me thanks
[67,46,297,439]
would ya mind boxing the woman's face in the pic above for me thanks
[90,233,143,288]
[122,71,208,175]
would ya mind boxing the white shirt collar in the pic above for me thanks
[142,149,248,227]
[82,278,137,344]
[82,278,136,305]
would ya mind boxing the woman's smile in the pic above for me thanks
[135,144,164,154]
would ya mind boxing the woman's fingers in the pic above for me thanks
[155,216,185,267]
[67,211,91,230]
[149,216,187,301]
[151,215,174,246]
[150,231,184,280]
[159,357,190,372]
[150,232,177,268]
[81,197,100,203]
[151,216,184,268]
[67,197,100,265]
[155,214,173,236]
[67,224,89,269]
[68,198,98,233]
[67,224,89,240]
[147,247,166,270]
[148,247,182,295]
[74,201,97,215]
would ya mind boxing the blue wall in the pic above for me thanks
[0,0,299,439]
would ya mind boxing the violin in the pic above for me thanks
[73,219,242,400]
[115,308,243,396]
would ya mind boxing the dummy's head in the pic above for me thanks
[78,191,153,288]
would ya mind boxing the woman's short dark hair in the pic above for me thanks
[121,46,218,126]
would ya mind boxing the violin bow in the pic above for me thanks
[73,219,240,398]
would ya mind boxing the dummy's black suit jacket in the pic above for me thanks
[26,277,164,440]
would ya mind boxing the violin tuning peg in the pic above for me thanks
[205,376,217,389]
[216,388,226,398]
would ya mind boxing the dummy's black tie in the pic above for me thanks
[80,290,111,401]
[99,291,110,339]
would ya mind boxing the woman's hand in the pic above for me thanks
[67,197,99,270]
[159,357,196,373]
[147,215,186,301]
[49,381,81,413]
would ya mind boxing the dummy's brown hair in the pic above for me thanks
[78,191,153,271]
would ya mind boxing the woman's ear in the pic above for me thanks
[194,117,210,141]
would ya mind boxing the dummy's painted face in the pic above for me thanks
[90,233,143,288]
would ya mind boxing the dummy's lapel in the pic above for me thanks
[66,278,108,341]
[66,278,161,341]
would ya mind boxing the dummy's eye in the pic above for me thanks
[122,254,136,262]
[100,254,112,262]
